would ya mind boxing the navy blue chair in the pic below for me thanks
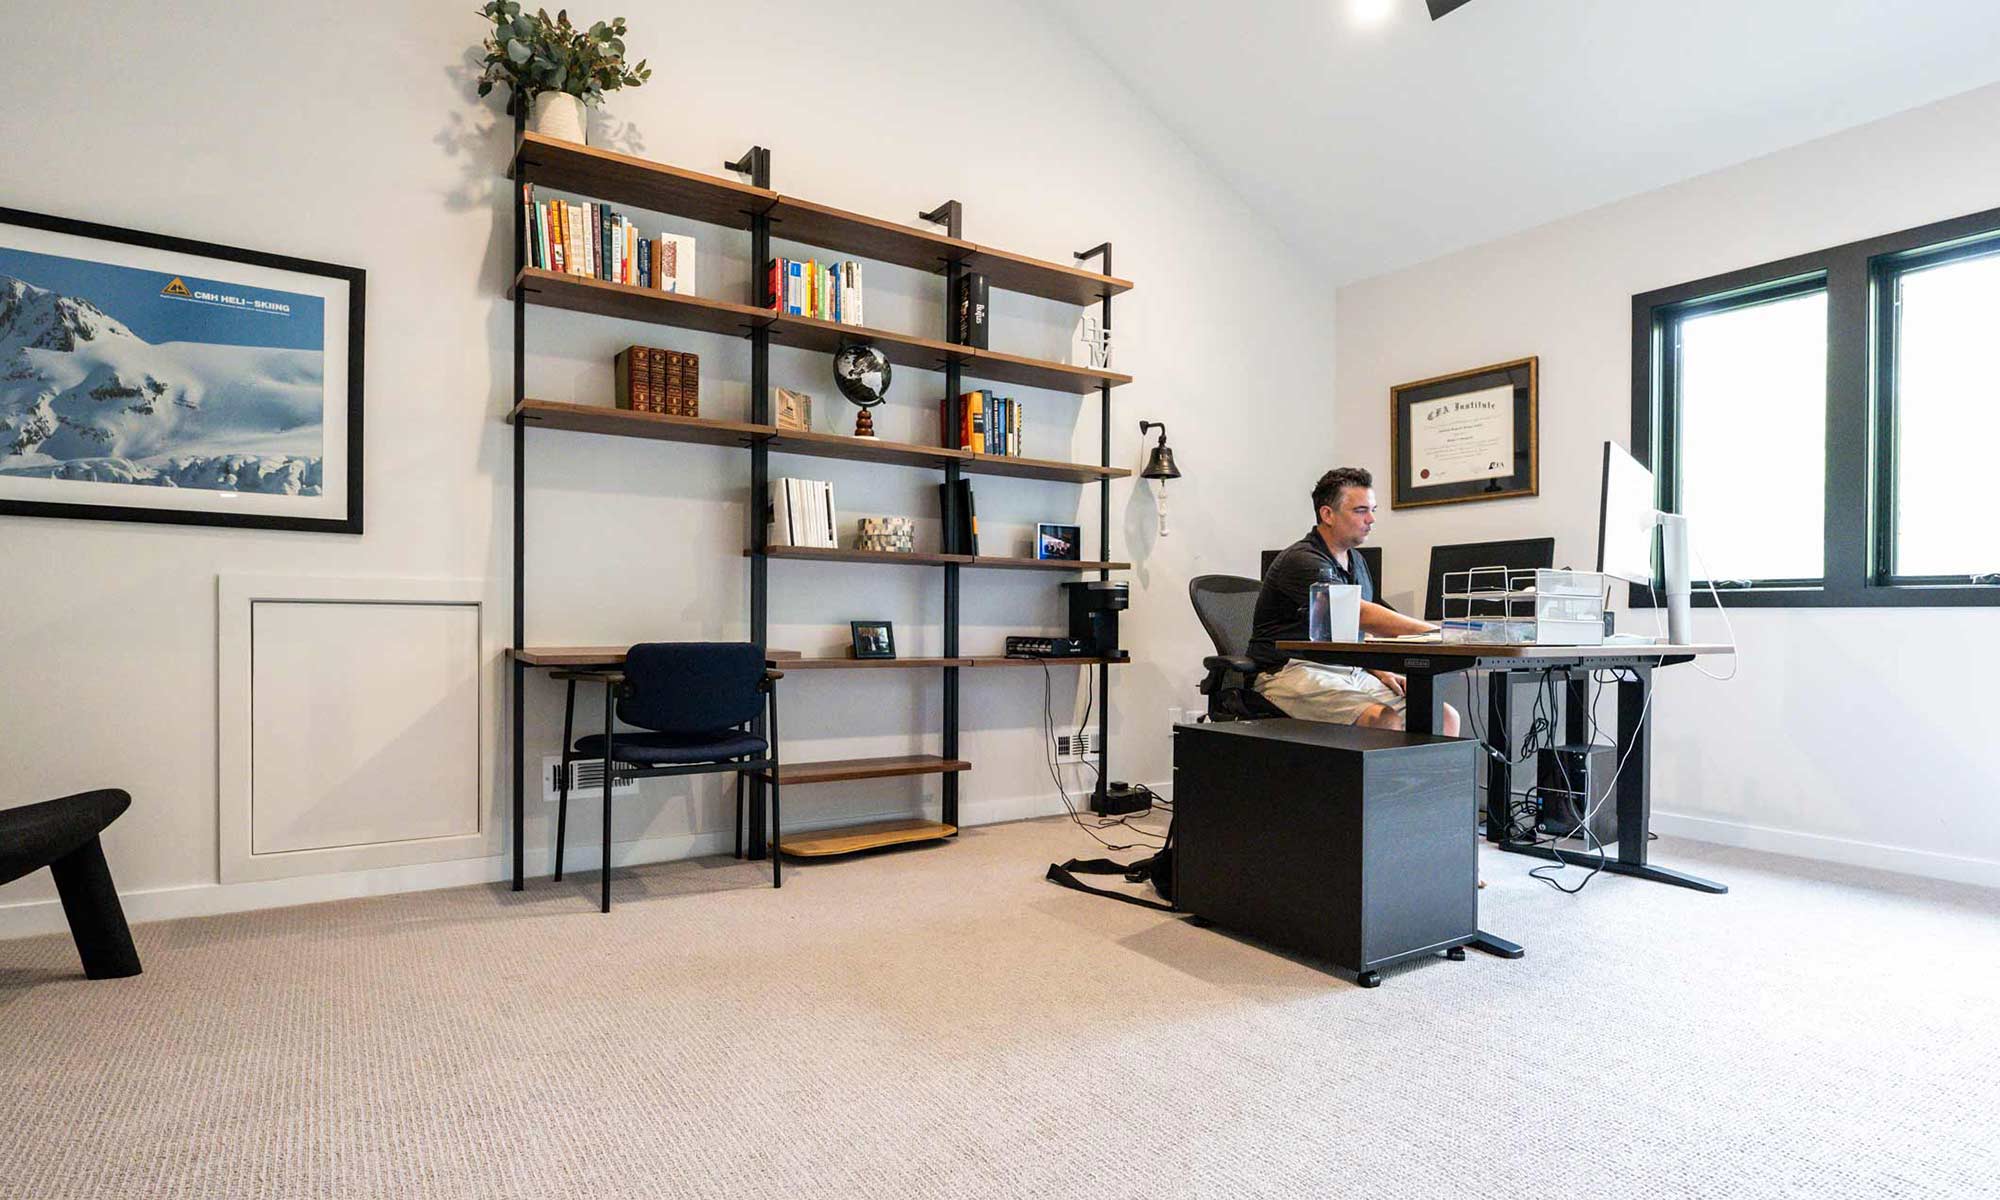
[0,788,142,978]
[553,643,782,912]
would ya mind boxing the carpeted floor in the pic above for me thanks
[2,815,1996,1199]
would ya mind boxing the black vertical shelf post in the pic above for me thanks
[942,254,964,832]
[1076,242,1115,812]
[734,146,774,859]
[510,106,529,890]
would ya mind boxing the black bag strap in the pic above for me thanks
[1040,836,1176,908]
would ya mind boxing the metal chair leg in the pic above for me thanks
[735,772,745,860]
[555,678,576,882]
[768,686,782,889]
[602,681,614,914]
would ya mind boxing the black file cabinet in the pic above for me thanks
[1172,719,1480,984]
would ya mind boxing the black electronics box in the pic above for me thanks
[1535,743,1618,845]
[1061,580,1128,657]
[1005,636,1092,658]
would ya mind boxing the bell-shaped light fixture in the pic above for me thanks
[1140,420,1181,536]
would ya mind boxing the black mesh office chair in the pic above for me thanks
[1189,575,1287,721]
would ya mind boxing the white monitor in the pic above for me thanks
[1598,440,1693,644]
[1598,441,1658,586]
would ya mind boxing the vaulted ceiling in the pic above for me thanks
[1039,0,2000,282]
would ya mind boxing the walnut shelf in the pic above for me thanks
[755,546,973,567]
[509,399,766,447]
[514,134,1133,304]
[512,269,770,336]
[775,819,958,857]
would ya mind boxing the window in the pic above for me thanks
[1878,242,2000,582]
[1633,204,2000,608]
[1664,283,1827,586]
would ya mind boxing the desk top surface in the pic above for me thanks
[1275,640,1733,660]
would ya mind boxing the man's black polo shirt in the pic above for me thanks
[1248,528,1375,672]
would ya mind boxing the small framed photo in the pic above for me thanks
[849,620,895,660]
[1036,522,1081,561]
[775,387,812,432]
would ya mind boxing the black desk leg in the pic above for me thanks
[1609,665,1727,894]
[1484,671,1511,842]
[1564,669,1589,745]
[1405,672,1441,736]
[1468,931,1524,959]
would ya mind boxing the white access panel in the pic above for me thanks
[219,575,490,882]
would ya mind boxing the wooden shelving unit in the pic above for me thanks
[513,646,1129,670]
[507,130,1130,878]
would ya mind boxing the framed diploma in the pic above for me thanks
[1390,356,1538,509]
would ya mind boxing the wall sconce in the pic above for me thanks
[1139,420,1181,537]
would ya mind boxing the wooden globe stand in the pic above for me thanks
[853,406,877,438]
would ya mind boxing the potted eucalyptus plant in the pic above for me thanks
[476,3,650,145]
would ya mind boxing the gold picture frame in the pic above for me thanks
[1389,356,1539,509]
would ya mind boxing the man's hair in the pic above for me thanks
[1312,467,1373,519]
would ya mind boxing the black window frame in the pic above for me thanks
[1631,202,2000,609]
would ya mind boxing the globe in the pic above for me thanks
[833,343,891,408]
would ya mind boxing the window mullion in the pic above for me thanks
[1821,252,1872,601]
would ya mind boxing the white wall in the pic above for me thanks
[1335,83,2000,887]
[0,0,1335,934]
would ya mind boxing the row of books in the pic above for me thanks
[613,346,700,417]
[768,257,864,325]
[520,185,696,292]
[941,390,1024,457]
[768,477,838,549]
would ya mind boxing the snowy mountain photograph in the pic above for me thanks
[0,212,362,532]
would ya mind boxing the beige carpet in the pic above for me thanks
[2,816,1996,1199]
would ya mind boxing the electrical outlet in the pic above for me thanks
[542,755,637,803]
[1055,732,1097,762]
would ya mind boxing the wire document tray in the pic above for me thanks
[1440,567,1607,645]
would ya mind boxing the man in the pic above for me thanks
[1248,467,1461,736]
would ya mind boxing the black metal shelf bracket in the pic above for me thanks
[919,200,964,240]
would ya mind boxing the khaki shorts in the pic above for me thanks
[1253,659,1406,725]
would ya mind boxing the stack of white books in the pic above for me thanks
[768,478,837,548]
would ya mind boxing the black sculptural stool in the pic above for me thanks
[0,789,143,979]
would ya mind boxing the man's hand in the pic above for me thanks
[1369,670,1407,696]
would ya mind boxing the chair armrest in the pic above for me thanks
[1202,655,1259,676]
[761,667,785,687]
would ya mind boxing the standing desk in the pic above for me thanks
[1275,640,1735,894]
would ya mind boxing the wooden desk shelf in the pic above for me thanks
[756,754,971,786]
[516,647,1128,670]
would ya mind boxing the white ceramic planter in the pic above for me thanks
[530,92,586,144]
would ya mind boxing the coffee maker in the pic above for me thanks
[1062,580,1128,658]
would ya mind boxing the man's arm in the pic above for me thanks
[1360,599,1434,637]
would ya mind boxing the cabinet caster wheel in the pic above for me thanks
[1446,946,1466,961]
[1356,971,1382,989]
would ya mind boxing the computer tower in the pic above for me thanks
[1535,743,1618,846]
